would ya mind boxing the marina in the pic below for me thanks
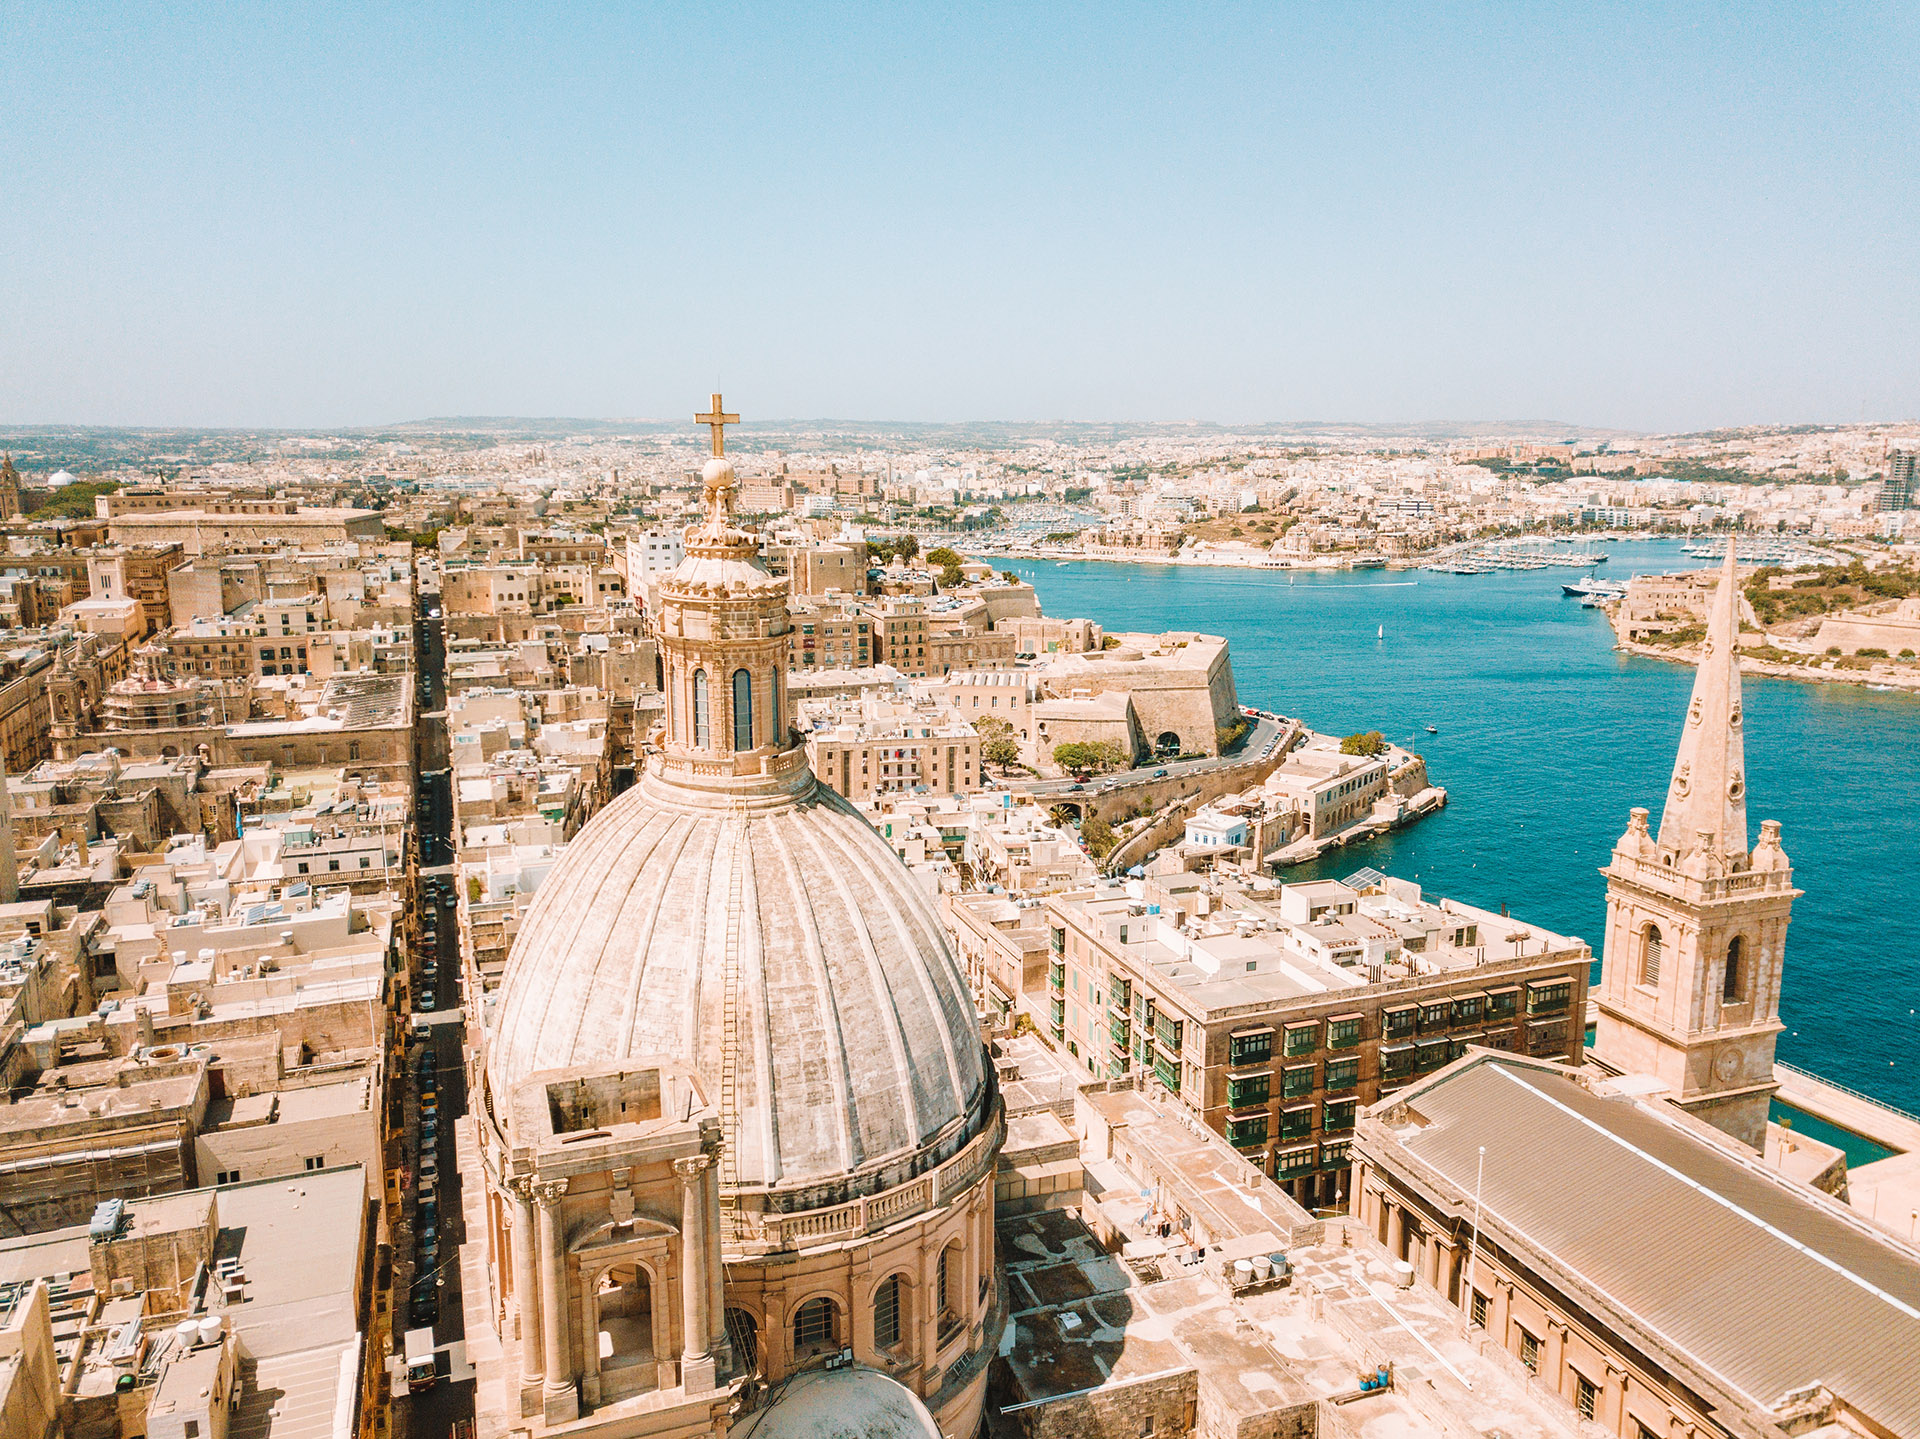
[1419,537,1611,574]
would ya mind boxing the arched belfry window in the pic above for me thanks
[733,668,753,752]
[1723,935,1744,1003]
[692,669,710,748]
[771,667,782,743]
[1641,924,1663,986]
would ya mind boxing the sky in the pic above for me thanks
[2,2,1916,432]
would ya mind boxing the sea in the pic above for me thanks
[1002,540,1920,1123]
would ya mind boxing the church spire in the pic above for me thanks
[1657,537,1748,861]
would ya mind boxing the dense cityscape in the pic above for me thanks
[0,406,1909,1439]
[6,4,1918,1439]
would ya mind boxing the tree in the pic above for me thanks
[926,546,962,568]
[1081,815,1117,858]
[982,737,1021,770]
[1340,731,1387,756]
[1053,740,1128,774]
[974,715,1013,739]
[938,563,964,589]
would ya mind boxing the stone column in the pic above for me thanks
[1545,1319,1568,1397]
[1433,1236,1459,1307]
[675,1155,718,1393]
[535,1179,578,1424]
[1603,1362,1627,1432]
[1493,1277,1515,1351]
[1384,1200,1405,1262]
[507,1179,544,1416]
[702,1152,727,1361]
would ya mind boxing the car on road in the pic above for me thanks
[1067,783,1085,792]
[409,1290,437,1328]
[418,990,436,1010]
[441,896,455,909]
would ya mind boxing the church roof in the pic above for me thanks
[1375,1056,1920,1439]
[485,768,989,1196]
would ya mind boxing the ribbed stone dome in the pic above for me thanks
[485,759,989,1200]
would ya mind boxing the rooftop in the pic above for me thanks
[1366,1055,1920,1439]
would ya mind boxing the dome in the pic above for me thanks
[732,1367,942,1439]
[486,762,989,1200]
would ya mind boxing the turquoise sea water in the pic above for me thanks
[1003,542,1920,1113]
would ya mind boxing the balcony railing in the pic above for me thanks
[722,1103,1004,1254]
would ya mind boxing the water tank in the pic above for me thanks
[173,1319,199,1347]
[88,1198,126,1242]
[1391,1260,1416,1289]
[1251,1255,1272,1280]
[1233,1259,1254,1284]
[197,1316,224,1347]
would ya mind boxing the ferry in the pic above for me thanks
[1561,576,1627,600]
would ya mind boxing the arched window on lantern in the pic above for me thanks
[1641,924,1663,986]
[1723,935,1744,1003]
[733,668,753,752]
[692,669,710,749]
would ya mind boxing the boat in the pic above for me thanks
[1377,625,1384,639]
[1425,724,1438,734]
[1562,576,1627,600]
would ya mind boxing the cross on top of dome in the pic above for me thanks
[695,393,738,457]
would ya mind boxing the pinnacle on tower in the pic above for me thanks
[1657,537,1748,862]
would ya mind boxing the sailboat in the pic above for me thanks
[1377,624,1384,639]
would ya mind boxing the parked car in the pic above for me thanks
[419,990,436,1010]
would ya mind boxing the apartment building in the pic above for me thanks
[862,597,932,676]
[787,600,872,671]
[1042,870,1589,1208]
[805,708,981,802]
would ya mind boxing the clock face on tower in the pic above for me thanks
[1713,1048,1742,1083]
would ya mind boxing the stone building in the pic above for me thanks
[1591,545,1797,1152]
[1044,871,1589,1209]
[1030,632,1239,758]
[1350,1053,1920,1439]
[470,413,1002,1439]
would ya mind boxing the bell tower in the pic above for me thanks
[1593,541,1799,1152]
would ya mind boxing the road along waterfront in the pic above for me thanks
[1002,540,1920,1115]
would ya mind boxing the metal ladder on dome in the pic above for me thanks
[716,829,744,1189]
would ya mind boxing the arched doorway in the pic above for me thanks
[725,1307,759,1376]
[596,1264,655,1373]
[1154,731,1182,758]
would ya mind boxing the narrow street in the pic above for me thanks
[396,597,474,1439]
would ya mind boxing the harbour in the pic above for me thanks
[1004,539,1920,1115]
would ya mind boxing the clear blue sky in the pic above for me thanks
[2,2,1915,431]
